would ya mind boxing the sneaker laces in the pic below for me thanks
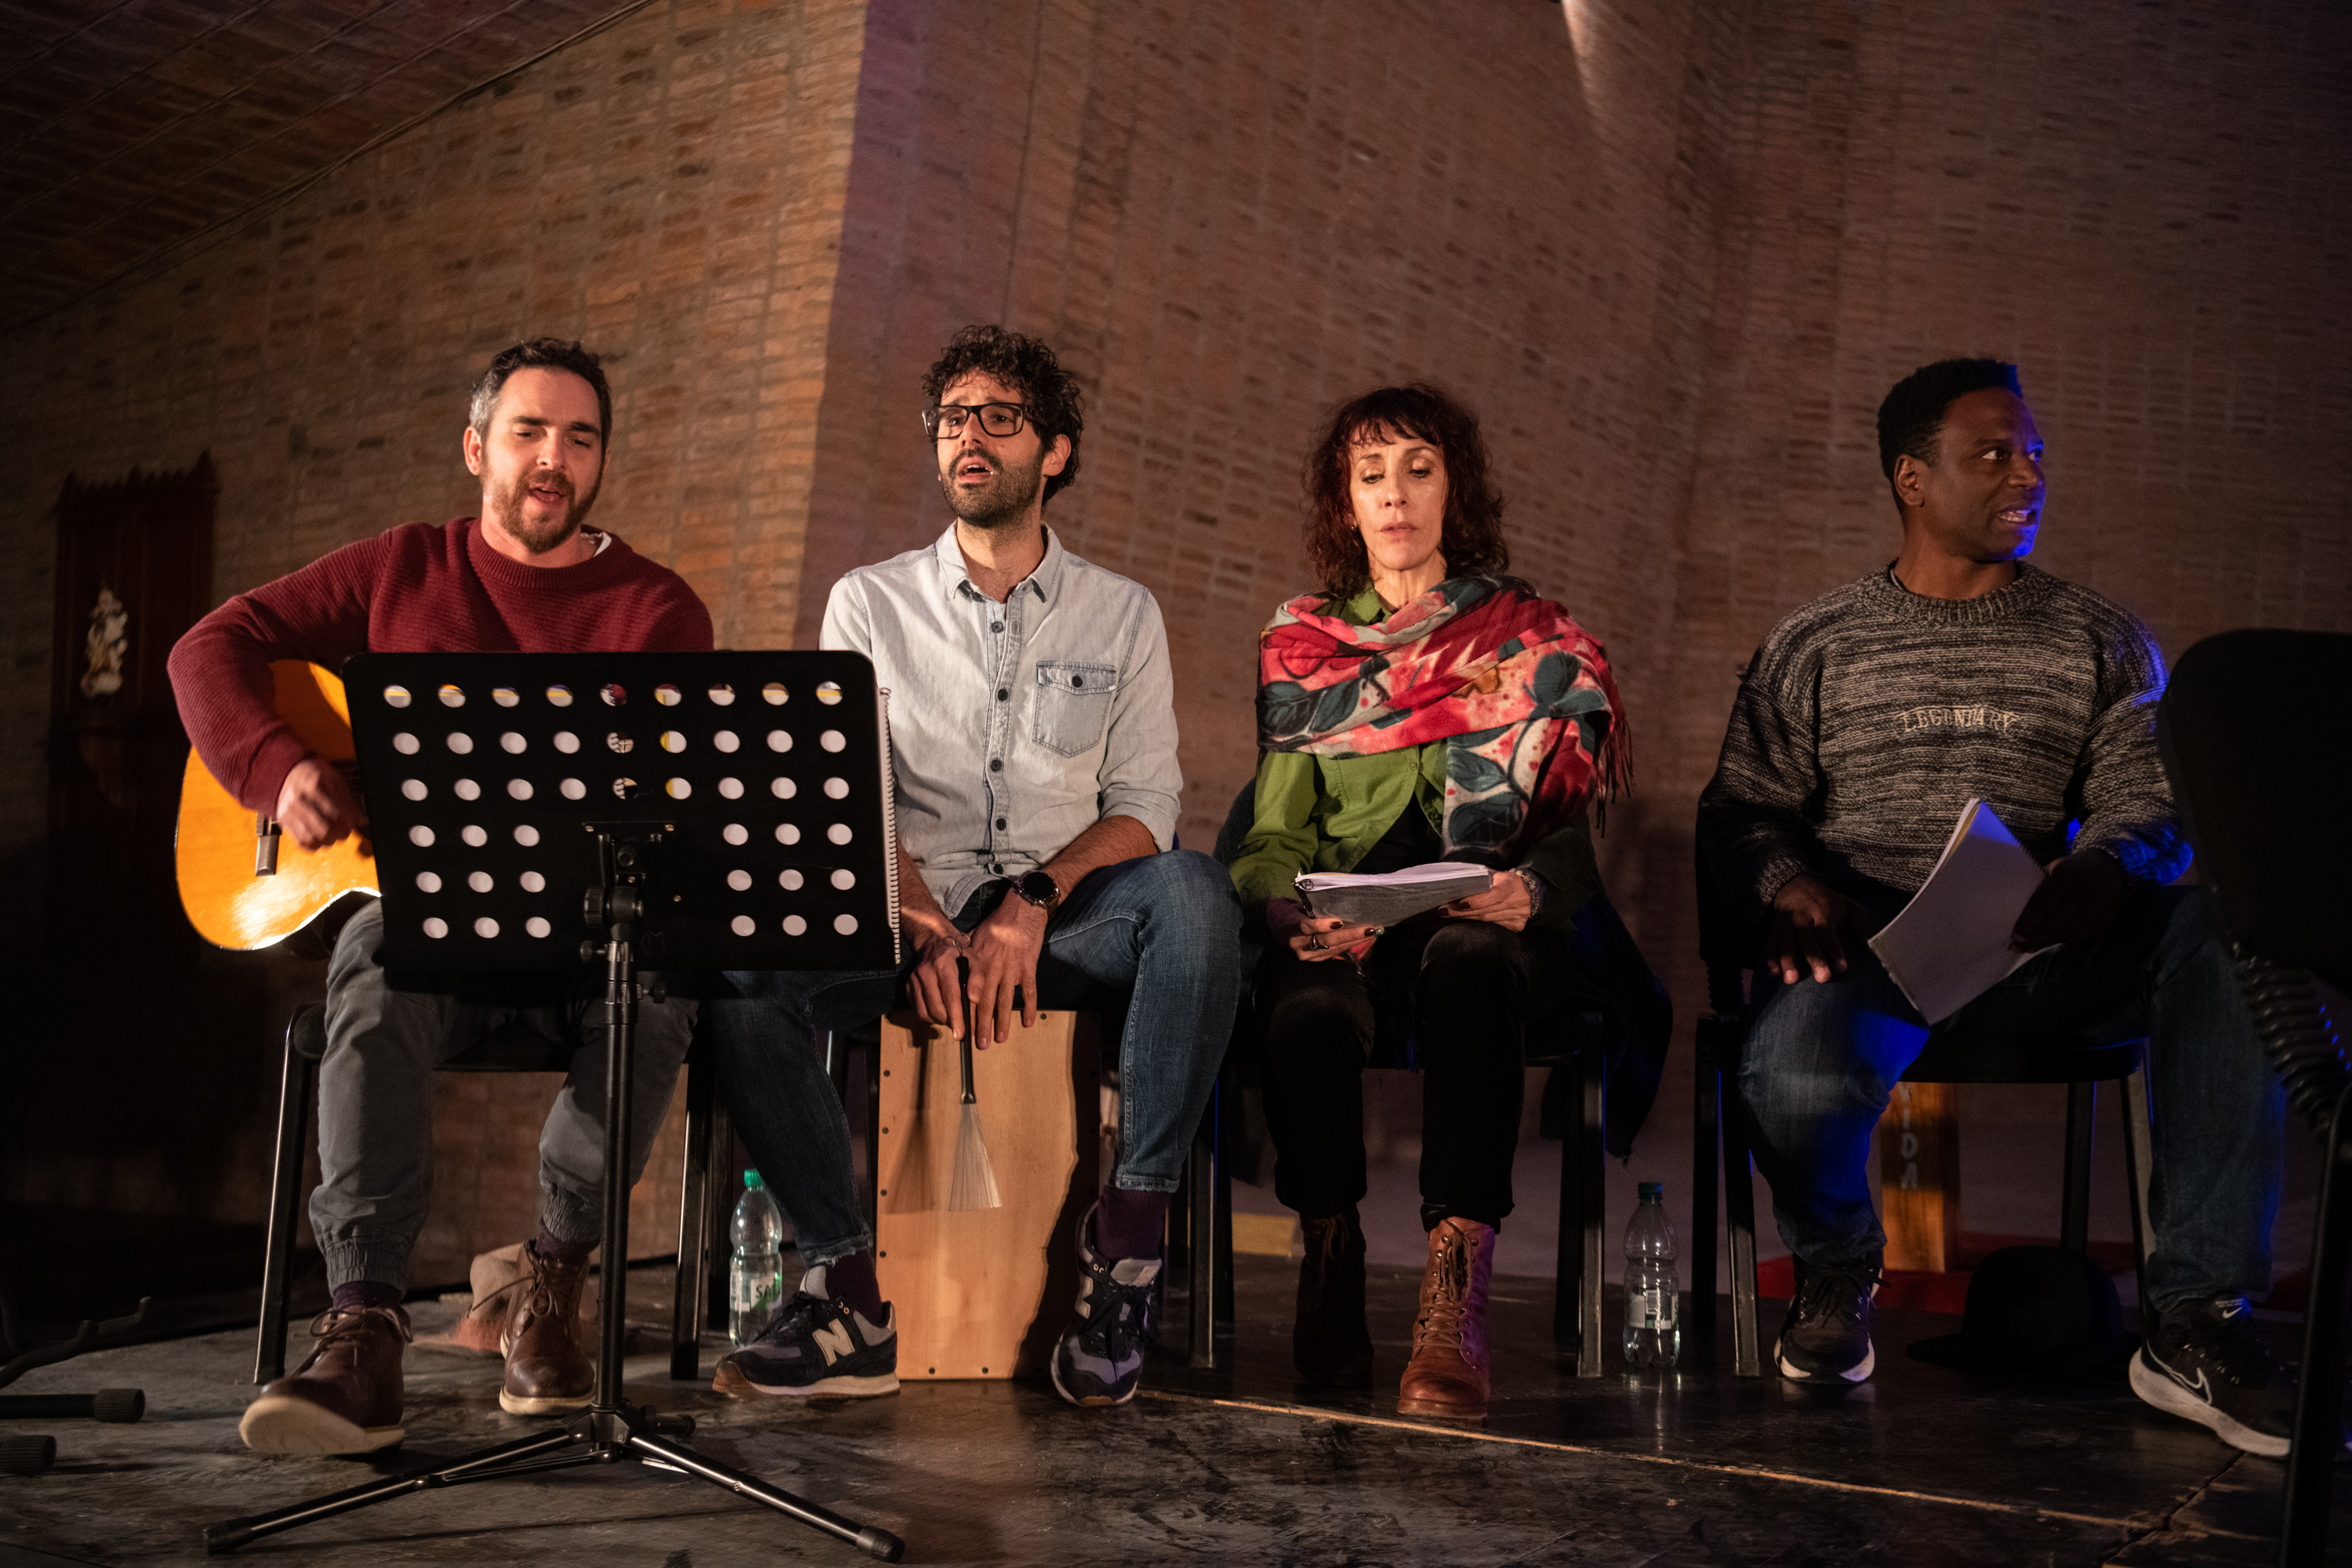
[753,1290,837,1346]
[1078,1267,1153,1363]
[1790,1267,1869,1327]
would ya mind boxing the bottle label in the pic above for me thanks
[732,1262,780,1319]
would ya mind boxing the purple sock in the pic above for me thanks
[1094,1187,1170,1261]
[535,1224,593,1266]
[329,1279,402,1312]
[822,1252,885,1323]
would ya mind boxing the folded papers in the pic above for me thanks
[1867,797,2053,1025]
[1294,861,1495,927]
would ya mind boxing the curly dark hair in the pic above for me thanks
[1301,383,1508,600]
[921,325,1085,506]
[1875,358,2023,507]
[468,338,612,445]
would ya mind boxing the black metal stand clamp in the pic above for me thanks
[204,651,906,1561]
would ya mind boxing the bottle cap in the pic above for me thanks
[1638,1181,1664,1200]
[744,1169,764,1189]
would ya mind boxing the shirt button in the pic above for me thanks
[990,622,1004,633]
[990,862,1003,874]
[995,816,1007,829]
[989,758,1003,771]
[996,688,1008,701]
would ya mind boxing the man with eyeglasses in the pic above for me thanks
[705,325,1242,1407]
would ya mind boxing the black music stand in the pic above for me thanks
[205,652,906,1562]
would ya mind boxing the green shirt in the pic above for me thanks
[1226,587,1602,929]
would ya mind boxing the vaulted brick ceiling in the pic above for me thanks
[0,0,648,339]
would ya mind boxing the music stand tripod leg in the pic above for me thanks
[206,836,906,1563]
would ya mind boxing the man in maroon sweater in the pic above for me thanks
[169,339,713,1457]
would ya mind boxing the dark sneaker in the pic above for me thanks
[1775,1263,1878,1382]
[2131,1294,2296,1457]
[713,1269,898,1400]
[1051,1205,1160,1407]
[239,1304,411,1455]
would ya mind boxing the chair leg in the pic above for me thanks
[1722,1033,1763,1378]
[1188,1080,1219,1370]
[1553,1063,1581,1349]
[2118,1067,2154,1314]
[254,1022,317,1385]
[2282,1079,2352,1566]
[706,1099,735,1334]
[1692,1024,1722,1331]
[2060,1080,2096,1256]
[670,1051,716,1380]
[1578,1038,1606,1378]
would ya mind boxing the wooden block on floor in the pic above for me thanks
[874,1009,1099,1379]
[1879,1080,1962,1273]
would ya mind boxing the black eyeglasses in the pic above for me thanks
[921,401,1028,440]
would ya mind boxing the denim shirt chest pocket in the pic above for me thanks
[1033,660,1118,757]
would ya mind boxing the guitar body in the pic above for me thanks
[176,660,379,950]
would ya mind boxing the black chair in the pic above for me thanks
[1691,849,2152,1377]
[2155,628,2352,1567]
[1198,782,1654,1378]
[255,1000,724,1384]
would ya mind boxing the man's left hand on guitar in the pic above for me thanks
[275,756,367,851]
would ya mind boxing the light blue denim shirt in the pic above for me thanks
[819,524,1183,916]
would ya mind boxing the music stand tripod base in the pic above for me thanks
[206,654,904,1562]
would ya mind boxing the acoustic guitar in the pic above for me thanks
[176,660,379,950]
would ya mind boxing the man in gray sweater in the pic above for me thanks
[1697,358,2290,1455]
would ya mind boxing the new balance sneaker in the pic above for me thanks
[713,1267,898,1399]
[1051,1204,1160,1407]
[1775,1263,1878,1382]
[2131,1294,2296,1457]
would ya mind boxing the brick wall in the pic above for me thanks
[0,0,869,1260]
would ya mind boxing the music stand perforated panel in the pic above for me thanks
[347,652,899,973]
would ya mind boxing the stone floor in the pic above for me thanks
[2,1257,2345,1567]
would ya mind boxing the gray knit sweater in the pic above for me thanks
[1697,563,2187,908]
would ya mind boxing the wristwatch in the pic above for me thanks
[1013,869,1062,914]
[1512,866,1547,918]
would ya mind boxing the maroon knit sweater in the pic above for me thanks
[170,517,715,813]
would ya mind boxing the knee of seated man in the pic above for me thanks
[1421,917,1523,976]
[1131,848,1240,928]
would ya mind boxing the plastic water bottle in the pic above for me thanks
[729,1170,786,1348]
[1622,1181,1680,1368]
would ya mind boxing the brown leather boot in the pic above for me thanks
[1397,1216,1496,1419]
[239,1304,411,1455]
[499,1241,595,1415]
[1294,1207,1374,1387]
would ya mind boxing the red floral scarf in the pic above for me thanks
[1256,575,1628,861]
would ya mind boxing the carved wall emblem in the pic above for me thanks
[82,584,129,699]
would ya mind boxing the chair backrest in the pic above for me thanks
[1211,779,1257,868]
[2157,629,2352,995]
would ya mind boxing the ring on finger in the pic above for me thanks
[1306,933,1326,951]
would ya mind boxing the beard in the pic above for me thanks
[938,447,1045,531]
[492,467,601,555]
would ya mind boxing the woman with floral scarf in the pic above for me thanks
[1227,384,1635,1421]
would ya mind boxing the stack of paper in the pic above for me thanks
[1294,862,1494,927]
[1867,798,2053,1024]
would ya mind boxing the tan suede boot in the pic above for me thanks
[440,1240,595,1356]
[499,1242,596,1415]
[1397,1216,1495,1419]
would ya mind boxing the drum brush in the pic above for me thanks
[948,962,1003,1212]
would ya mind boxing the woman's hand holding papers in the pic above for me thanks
[1440,870,1534,932]
[1769,873,1869,985]
[2010,849,2127,952]
[1268,896,1381,963]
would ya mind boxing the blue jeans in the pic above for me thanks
[707,850,1243,1267]
[1739,883,2281,1313]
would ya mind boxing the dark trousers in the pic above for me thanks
[1255,916,1573,1232]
